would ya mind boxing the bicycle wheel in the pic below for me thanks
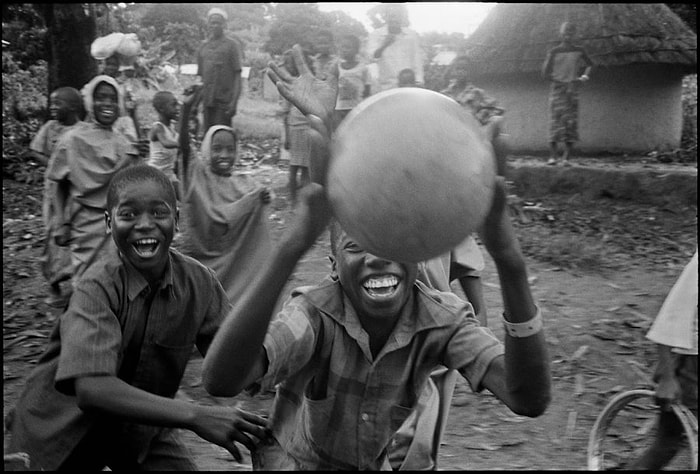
[588,389,698,470]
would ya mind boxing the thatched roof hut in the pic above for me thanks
[460,3,697,154]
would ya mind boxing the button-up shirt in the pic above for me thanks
[7,248,231,470]
[257,278,503,469]
[197,36,242,108]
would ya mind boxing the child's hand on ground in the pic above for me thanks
[267,44,338,126]
[259,188,271,204]
[190,404,271,463]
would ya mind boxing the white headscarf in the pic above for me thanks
[81,74,125,122]
[199,125,236,165]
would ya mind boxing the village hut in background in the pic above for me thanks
[460,3,697,154]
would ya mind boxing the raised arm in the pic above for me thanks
[477,176,551,417]
[202,183,331,396]
[176,86,201,192]
[203,47,336,396]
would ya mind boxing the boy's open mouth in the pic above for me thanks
[362,275,400,298]
[215,159,233,169]
[132,238,160,258]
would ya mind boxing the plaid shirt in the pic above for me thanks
[258,278,503,469]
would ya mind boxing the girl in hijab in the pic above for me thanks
[176,86,273,305]
[47,75,139,285]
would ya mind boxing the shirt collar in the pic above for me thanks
[298,278,458,357]
[123,251,175,300]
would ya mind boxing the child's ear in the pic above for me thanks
[328,254,338,281]
[174,208,180,232]
[104,210,112,234]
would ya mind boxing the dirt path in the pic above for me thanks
[3,158,696,470]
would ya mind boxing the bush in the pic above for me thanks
[2,52,48,182]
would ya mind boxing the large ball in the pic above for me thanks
[328,87,497,263]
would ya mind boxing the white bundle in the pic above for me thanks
[91,32,141,60]
[116,33,141,57]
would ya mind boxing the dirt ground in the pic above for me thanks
[3,153,697,470]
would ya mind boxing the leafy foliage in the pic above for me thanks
[162,22,201,67]
[2,53,47,182]
[139,3,205,37]
[264,3,366,56]
[1,4,47,69]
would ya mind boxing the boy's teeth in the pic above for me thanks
[364,276,398,289]
[133,238,159,257]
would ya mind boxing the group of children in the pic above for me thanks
[6,34,696,471]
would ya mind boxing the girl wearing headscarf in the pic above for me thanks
[47,75,139,284]
[176,87,273,305]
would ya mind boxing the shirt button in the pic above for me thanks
[361,413,369,422]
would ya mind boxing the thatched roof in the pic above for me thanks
[462,3,697,77]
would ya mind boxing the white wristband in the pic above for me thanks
[503,307,543,338]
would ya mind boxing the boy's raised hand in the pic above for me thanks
[267,44,338,126]
[182,84,202,108]
[190,404,271,463]
[287,183,332,252]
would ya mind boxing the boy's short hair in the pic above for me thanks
[54,87,86,120]
[152,91,175,113]
[106,165,177,212]
[339,34,361,52]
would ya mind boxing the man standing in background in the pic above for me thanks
[197,7,243,131]
[366,4,424,92]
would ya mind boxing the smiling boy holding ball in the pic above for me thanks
[202,45,551,470]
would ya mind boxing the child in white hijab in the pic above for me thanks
[176,87,273,305]
[46,74,139,284]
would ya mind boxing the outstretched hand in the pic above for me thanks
[267,45,338,126]
[191,404,271,463]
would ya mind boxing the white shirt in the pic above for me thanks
[366,25,424,92]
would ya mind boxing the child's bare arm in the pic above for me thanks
[478,177,551,417]
[153,123,179,149]
[203,183,332,396]
[74,375,270,462]
[29,150,49,167]
[176,87,201,191]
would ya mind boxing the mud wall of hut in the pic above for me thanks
[475,64,685,154]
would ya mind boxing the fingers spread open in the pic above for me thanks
[291,44,311,76]
[266,63,287,85]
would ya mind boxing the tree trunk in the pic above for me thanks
[42,4,97,93]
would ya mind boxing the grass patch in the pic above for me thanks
[234,94,282,139]
[519,232,607,271]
